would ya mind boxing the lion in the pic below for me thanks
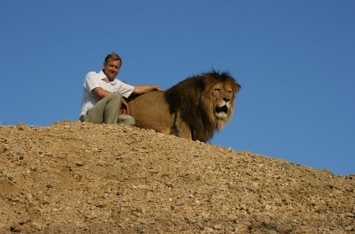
[126,70,241,142]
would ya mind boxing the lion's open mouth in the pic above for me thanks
[215,105,228,118]
[216,105,228,113]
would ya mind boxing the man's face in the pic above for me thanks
[103,59,121,81]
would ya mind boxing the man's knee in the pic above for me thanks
[108,91,122,101]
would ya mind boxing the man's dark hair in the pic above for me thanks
[104,52,122,65]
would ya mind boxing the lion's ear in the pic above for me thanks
[195,77,207,92]
[233,82,241,94]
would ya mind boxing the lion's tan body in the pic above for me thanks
[128,91,177,136]
[127,71,240,142]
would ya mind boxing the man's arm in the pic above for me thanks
[132,85,163,95]
[91,87,111,99]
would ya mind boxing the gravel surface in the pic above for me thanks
[1,121,354,233]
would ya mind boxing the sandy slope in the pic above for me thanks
[0,121,354,233]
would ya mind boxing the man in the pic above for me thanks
[80,52,162,125]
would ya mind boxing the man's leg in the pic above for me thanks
[83,92,122,124]
[117,115,136,126]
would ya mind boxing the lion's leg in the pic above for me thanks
[174,113,192,140]
[178,123,192,140]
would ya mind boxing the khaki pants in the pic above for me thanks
[80,92,135,125]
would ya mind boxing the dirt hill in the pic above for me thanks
[0,121,354,233]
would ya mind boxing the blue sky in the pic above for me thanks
[1,1,354,176]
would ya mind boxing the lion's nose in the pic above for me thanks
[223,97,230,102]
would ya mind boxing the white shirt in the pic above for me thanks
[80,70,134,116]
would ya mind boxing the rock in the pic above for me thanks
[0,121,353,233]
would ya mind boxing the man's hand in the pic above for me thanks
[120,98,130,115]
